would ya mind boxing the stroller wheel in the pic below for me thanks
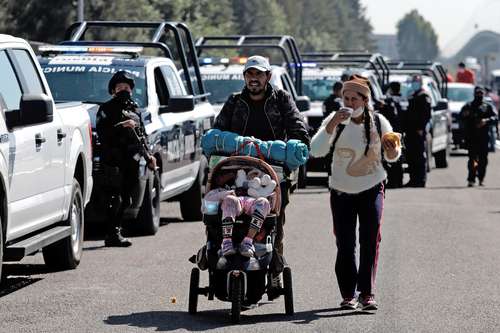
[283,267,294,315]
[188,268,200,314]
[230,275,242,324]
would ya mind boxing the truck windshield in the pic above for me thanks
[201,73,245,104]
[303,76,340,101]
[447,86,474,102]
[41,64,147,107]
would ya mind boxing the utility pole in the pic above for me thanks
[77,0,84,22]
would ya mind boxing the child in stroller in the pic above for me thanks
[189,155,293,323]
[204,167,277,257]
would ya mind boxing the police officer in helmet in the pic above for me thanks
[96,71,157,247]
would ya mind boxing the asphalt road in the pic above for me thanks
[1,150,500,333]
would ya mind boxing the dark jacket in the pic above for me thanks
[214,84,310,146]
[323,94,342,118]
[381,94,403,133]
[406,90,432,133]
[460,99,498,144]
[96,96,150,167]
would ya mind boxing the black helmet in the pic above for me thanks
[108,71,135,94]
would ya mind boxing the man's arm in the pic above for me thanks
[213,94,237,131]
[280,91,310,146]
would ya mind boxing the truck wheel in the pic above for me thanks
[434,149,448,168]
[298,165,307,189]
[179,172,203,222]
[43,179,84,270]
[137,171,161,235]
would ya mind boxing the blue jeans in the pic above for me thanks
[330,183,384,298]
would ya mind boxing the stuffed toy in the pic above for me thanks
[234,169,276,198]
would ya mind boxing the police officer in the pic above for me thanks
[405,75,431,187]
[380,81,404,188]
[214,55,309,299]
[460,86,498,187]
[96,71,157,247]
[323,81,343,118]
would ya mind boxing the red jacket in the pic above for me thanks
[456,69,475,84]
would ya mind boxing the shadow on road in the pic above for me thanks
[0,263,47,298]
[105,307,374,331]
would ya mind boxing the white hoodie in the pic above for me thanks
[310,112,401,194]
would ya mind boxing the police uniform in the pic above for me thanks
[460,98,498,185]
[96,72,151,246]
[323,94,343,118]
[405,89,432,187]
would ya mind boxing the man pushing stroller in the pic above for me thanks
[213,55,310,297]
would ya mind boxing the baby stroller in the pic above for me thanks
[188,155,294,323]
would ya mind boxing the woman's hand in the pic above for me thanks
[326,109,350,134]
[382,133,401,160]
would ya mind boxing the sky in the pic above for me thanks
[360,0,500,57]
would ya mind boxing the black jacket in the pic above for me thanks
[460,99,498,144]
[323,94,342,118]
[96,97,150,167]
[214,84,310,146]
[406,90,432,132]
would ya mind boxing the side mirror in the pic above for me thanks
[435,99,449,111]
[6,94,53,128]
[160,95,195,114]
[295,95,311,112]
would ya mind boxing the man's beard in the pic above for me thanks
[247,81,266,95]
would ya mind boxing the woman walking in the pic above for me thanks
[310,75,401,310]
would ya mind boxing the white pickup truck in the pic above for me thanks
[0,34,93,283]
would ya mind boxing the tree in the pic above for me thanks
[5,0,75,42]
[232,0,288,36]
[0,0,10,33]
[397,9,439,61]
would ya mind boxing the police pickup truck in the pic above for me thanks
[0,34,93,283]
[39,21,216,229]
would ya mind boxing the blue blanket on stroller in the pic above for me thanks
[201,129,309,170]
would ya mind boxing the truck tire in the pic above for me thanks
[137,171,161,235]
[434,149,448,168]
[43,179,84,270]
[179,172,203,222]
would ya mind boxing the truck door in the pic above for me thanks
[428,81,448,152]
[0,49,64,239]
[154,65,199,194]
